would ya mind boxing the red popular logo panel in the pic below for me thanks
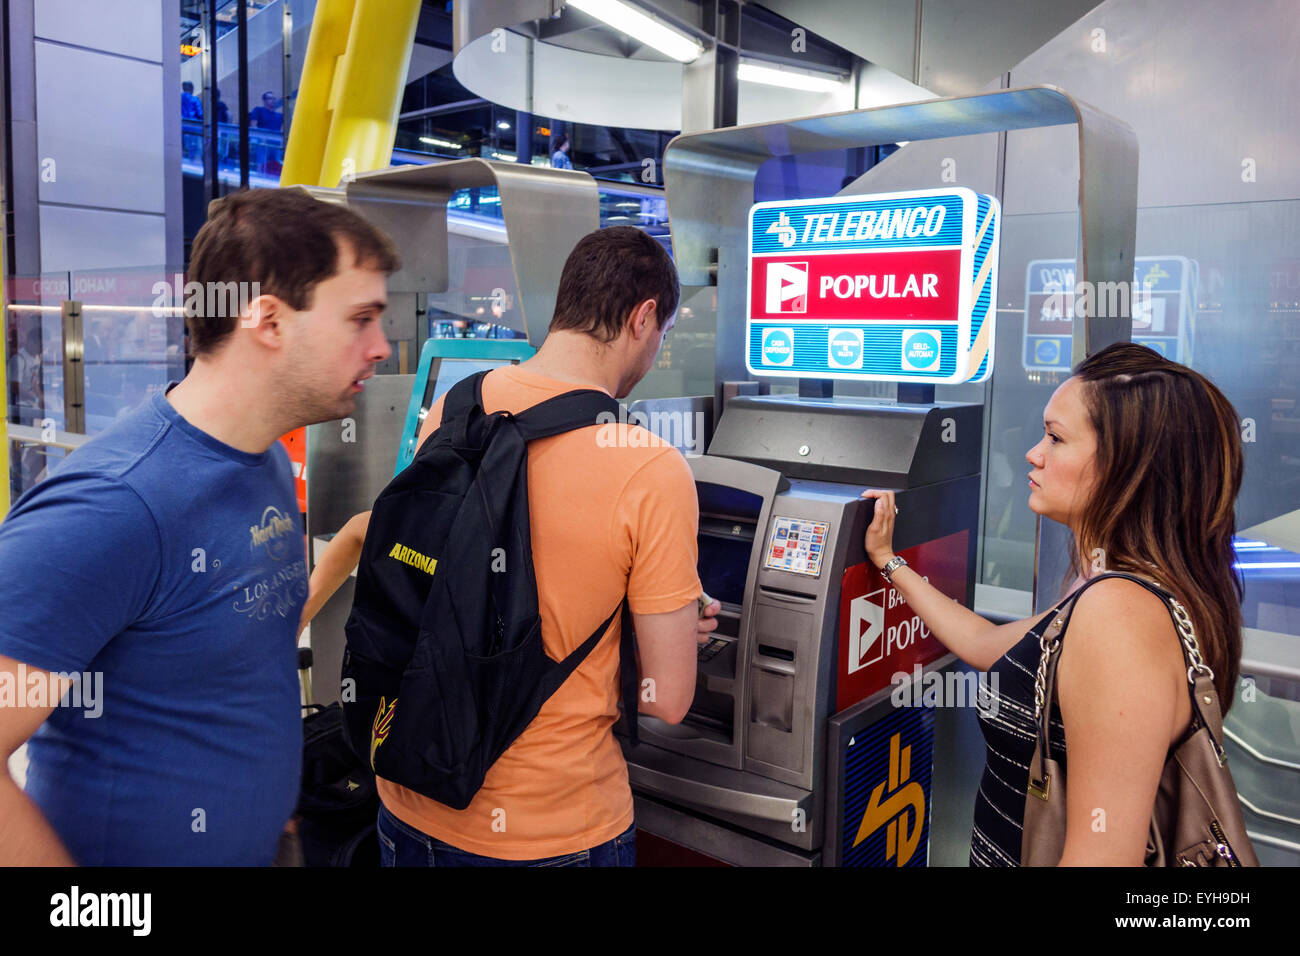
[836,529,969,711]
[750,250,962,323]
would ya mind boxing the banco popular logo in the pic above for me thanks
[761,328,796,367]
[848,587,885,674]
[828,329,864,369]
[854,731,927,866]
[249,505,295,561]
[901,329,941,371]
[765,261,808,313]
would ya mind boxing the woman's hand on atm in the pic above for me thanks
[860,489,897,570]
[696,595,721,643]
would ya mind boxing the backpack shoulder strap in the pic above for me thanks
[437,370,489,447]
[510,388,620,443]
[510,388,637,743]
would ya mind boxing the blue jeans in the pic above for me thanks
[377,802,636,867]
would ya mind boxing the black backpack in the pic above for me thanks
[341,371,640,810]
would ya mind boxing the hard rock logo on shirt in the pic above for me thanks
[249,505,297,562]
[230,504,307,621]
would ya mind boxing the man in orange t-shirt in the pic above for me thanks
[376,226,718,866]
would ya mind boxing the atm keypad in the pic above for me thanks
[698,637,730,662]
[764,517,831,577]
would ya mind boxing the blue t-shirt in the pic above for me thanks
[250,106,283,131]
[0,389,307,865]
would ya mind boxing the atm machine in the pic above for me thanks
[623,170,1007,865]
[621,396,981,866]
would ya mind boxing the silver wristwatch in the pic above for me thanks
[880,555,908,583]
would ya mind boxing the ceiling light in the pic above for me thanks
[497,121,511,130]
[567,0,703,63]
[419,136,462,150]
[737,61,845,93]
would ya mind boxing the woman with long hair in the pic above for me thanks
[862,342,1245,865]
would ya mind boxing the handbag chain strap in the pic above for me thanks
[1032,575,1215,724]
[1032,616,1064,722]
[1168,596,1215,685]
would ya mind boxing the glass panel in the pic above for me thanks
[981,200,1300,636]
[1223,676,1300,865]
[5,272,70,501]
[72,266,187,436]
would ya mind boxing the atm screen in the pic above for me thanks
[697,528,754,608]
[429,359,512,404]
[695,482,763,609]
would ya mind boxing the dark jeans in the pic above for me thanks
[377,802,636,867]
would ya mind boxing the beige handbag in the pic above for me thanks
[1021,572,1259,867]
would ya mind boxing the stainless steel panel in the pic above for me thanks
[758,0,1101,96]
[626,744,813,825]
[663,85,1138,398]
[757,0,919,84]
[452,0,558,55]
[305,374,413,703]
[917,0,1102,96]
[633,794,820,866]
[346,159,600,345]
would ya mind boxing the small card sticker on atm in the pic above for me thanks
[764,516,830,576]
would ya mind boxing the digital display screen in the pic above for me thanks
[764,516,830,577]
[698,531,754,608]
[429,359,512,404]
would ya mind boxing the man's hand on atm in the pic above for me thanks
[696,592,721,643]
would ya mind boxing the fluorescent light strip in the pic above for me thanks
[567,0,702,62]
[1234,562,1300,570]
[738,61,844,93]
[419,136,462,150]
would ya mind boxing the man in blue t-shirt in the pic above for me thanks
[0,189,398,864]
[250,91,283,132]
[181,81,203,120]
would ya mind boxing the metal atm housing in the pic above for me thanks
[621,395,981,866]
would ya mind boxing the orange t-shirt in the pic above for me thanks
[376,364,701,859]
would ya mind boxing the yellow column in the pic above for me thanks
[279,0,356,187]
[279,0,421,189]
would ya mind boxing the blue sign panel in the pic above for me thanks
[748,188,1000,385]
[839,704,935,867]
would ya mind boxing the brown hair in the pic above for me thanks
[549,226,679,343]
[187,188,399,356]
[1070,342,1244,712]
